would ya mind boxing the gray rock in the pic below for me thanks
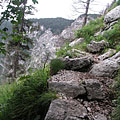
[45,99,87,120]
[90,59,120,78]
[62,56,93,71]
[69,38,84,47]
[93,113,107,120]
[98,49,116,61]
[87,40,108,53]
[67,49,92,58]
[49,71,86,98]
[85,79,104,100]
[104,5,120,24]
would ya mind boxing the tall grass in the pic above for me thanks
[0,68,56,120]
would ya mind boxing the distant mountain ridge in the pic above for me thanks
[29,17,74,35]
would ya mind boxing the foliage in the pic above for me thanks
[112,70,120,120]
[0,69,56,120]
[56,43,72,58]
[0,83,17,120]
[0,0,38,80]
[103,22,120,47]
[75,17,104,43]
[117,0,120,5]
[73,42,87,51]
[50,59,65,75]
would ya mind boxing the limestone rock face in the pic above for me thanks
[87,40,108,53]
[60,16,94,42]
[29,29,56,69]
[104,5,120,24]
[62,56,93,71]
[45,99,87,120]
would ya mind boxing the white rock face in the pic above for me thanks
[104,5,120,24]
[60,16,94,41]
[28,29,56,69]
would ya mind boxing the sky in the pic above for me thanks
[28,0,114,19]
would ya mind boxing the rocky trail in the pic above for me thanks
[44,6,120,120]
[45,51,117,120]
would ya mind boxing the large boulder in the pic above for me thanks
[90,58,120,78]
[87,40,108,53]
[48,70,86,98]
[104,5,120,24]
[45,99,87,120]
[62,56,93,71]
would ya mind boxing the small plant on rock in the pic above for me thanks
[50,59,65,75]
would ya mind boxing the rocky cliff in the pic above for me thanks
[44,5,120,120]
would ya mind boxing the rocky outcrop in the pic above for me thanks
[104,5,120,24]
[87,40,109,53]
[98,49,116,61]
[45,99,87,120]
[49,70,107,100]
[90,52,120,78]
[46,70,113,120]
[62,56,93,71]
[69,38,84,47]
[60,16,94,43]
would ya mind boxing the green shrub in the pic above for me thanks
[0,83,17,120]
[56,43,72,57]
[112,70,120,120]
[50,59,65,75]
[103,23,120,47]
[0,69,56,120]
[73,42,87,51]
[75,17,104,43]
[117,0,120,5]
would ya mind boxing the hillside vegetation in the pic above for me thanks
[0,1,120,120]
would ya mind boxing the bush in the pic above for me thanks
[50,59,65,75]
[112,70,120,120]
[117,0,120,5]
[56,43,72,58]
[0,69,56,120]
[75,17,104,43]
[103,22,120,47]
[73,42,87,51]
[0,83,17,120]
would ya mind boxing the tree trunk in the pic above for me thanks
[82,0,91,27]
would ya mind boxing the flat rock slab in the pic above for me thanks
[49,70,86,98]
[45,99,87,120]
[49,70,105,100]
